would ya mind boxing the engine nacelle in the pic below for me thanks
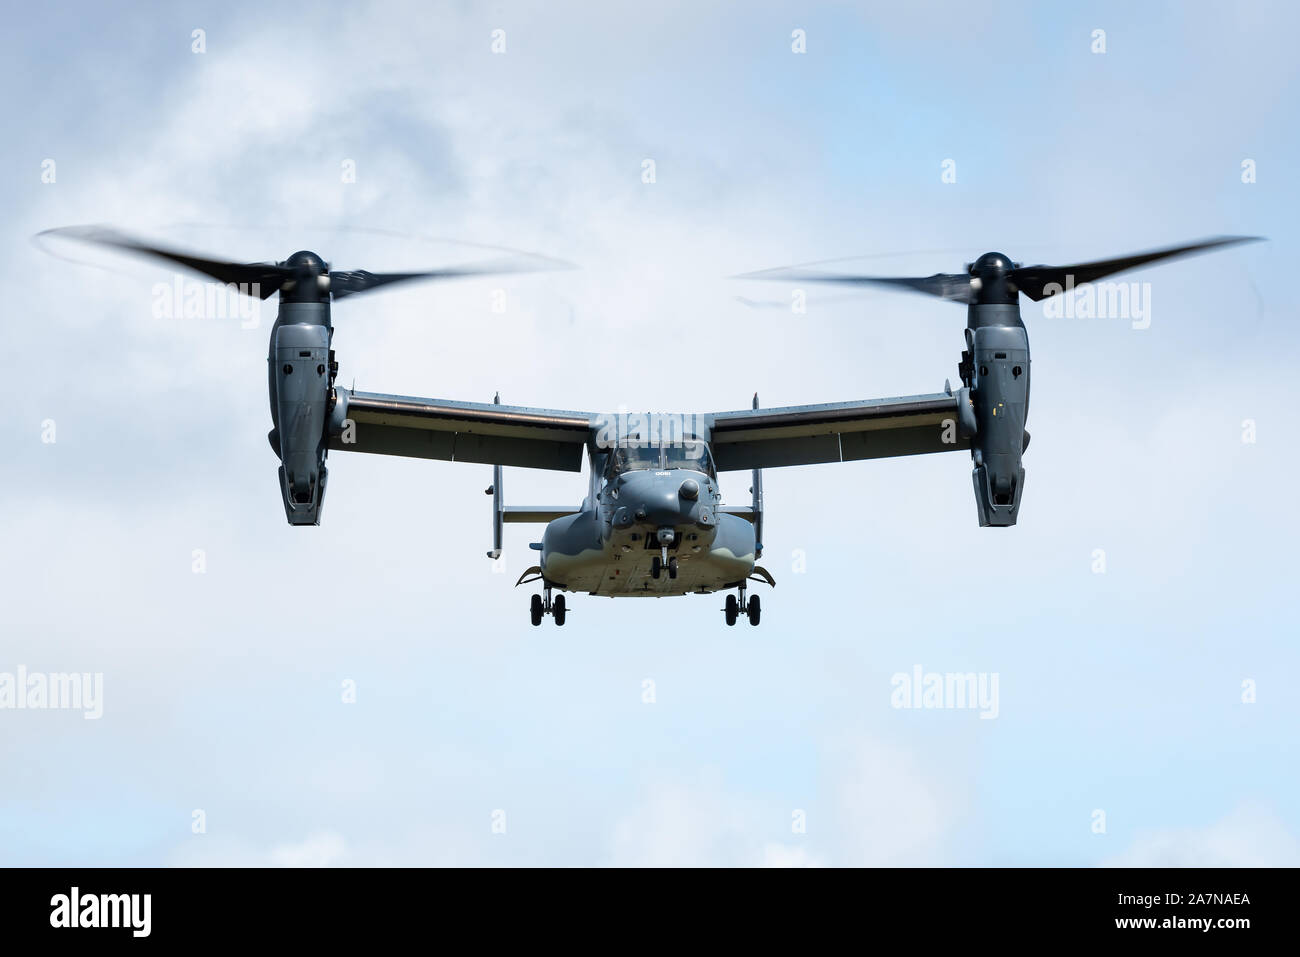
[965,307,1030,527]
[271,321,332,525]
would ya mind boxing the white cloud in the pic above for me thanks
[269,832,348,868]
[1105,803,1300,868]
[828,739,953,866]
[759,843,825,868]
[607,734,958,867]
[608,772,763,867]
[169,831,349,868]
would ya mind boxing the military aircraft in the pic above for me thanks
[41,228,1259,626]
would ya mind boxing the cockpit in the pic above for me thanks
[605,439,716,480]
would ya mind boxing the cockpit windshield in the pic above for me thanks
[663,440,714,476]
[605,439,716,479]
[607,445,660,477]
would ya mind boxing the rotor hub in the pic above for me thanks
[280,250,331,302]
[969,252,1012,279]
[284,250,327,273]
[968,251,1018,305]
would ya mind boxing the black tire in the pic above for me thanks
[530,594,544,626]
[651,557,661,580]
[747,594,761,626]
[724,594,738,626]
[668,557,678,580]
[553,595,566,626]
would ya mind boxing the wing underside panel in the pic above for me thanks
[709,393,969,471]
[328,391,591,472]
[326,390,970,473]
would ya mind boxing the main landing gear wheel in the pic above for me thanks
[530,585,568,626]
[724,581,761,627]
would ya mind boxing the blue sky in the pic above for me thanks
[1,0,1297,865]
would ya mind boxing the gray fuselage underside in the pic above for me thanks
[539,467,755,596]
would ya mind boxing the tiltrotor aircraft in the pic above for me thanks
[44,228,1258,626]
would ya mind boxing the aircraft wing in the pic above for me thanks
[327,390,592,472]
[707,391,970,471]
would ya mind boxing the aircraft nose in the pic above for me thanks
[622,471,709,526]
[649,486,686,523]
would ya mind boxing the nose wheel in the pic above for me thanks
[530,585,567,626]
[650,551,678,580]
[723,584,761,626]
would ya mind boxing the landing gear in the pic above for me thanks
[651,554,678,580]
[530,585,568,626]
[723,582,762,627]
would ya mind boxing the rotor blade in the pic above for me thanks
[1010,236,1264,302]
[329,255,574,300]
[734,266,973,304]
[37,226,290,299]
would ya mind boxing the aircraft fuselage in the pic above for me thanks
[540,464,756,597]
